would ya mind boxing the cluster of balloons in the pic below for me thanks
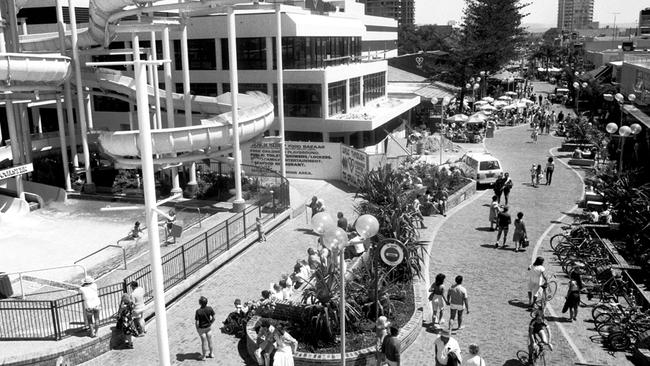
[310,213,380,250]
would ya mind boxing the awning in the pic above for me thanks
[388,66,428,82]
[284,13,364,36]
[414,84,456,102]
[580,65,612,81]
[623,104,650,129]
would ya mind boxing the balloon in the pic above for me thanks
[311,212,335,235]
[603,93,613,101]
[629,94,637,102]
[630,123,642,135]
[322,227,348,250]
[606,123,618,134]
[615,93,624,103]
[618,126,632,137]
[430,97,439,105]
[355,214,379,239]
[572,81,579,89]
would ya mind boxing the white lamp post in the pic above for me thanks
[605,122,642,174]
[572,81,588,114]
[431,97,451,165]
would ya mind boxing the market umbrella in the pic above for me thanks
[520,98,534,104]
[481,96,495,103]
[474,100,488,106]
[479,104,497,111]
[503,104,517,110]
[493,100,508,107]
[498,95,512,101]
[468,113,486,123]
[505,91,518,96]
[516,102,527,108]
[447,114,469,123]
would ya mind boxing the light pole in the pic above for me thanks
[572,81,588,114]
[604,92,637,126]
[606,122,641,175]
[431,96,451,165]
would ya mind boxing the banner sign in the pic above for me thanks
[340,145,368,188]
[242,141,340,180]
[0,163,33,180]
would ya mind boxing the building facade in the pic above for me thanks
[557,0,595,31]
[358,0,414,26]
[640,8,650,36]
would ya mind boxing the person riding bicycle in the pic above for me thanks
[527,257,549,308]
[528,310,553,364]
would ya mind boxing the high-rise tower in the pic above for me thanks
[359,0,414,26]
[557,0,594,30]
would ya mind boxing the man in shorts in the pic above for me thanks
[447,275,469,330]
[495,206,512,248]
[130,281,146,336]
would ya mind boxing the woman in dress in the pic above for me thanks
[512,212,527,252]
[272,324,298,366]
[116,293,138,349]
[429,273,448,326]
[563,271,582,321]
[527,257,549,308]
[529,164,537,187]
[535,164,543,186]
[488,195,500,231]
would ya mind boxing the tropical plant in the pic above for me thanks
[300,258,363,344]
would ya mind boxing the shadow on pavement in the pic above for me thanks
[176,352,204,361]
[508,299,530,309]
[475,227,495,232]
[294,228,319,236]
[503,358,524,366]
[238,337,259,365]
[545,315,570,323]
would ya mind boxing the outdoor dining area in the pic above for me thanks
[441,93,537,143]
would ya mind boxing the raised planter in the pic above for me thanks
[568,158,595,167]
[559,142,594,152]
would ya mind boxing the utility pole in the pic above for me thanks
[611,12,620,49]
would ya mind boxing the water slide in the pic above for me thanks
[16,0,275,167]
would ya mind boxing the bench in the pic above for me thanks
[568,158,595,167]
[585,201,605,210]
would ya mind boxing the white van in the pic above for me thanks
[458,152,503,186]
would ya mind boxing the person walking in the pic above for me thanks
[78,276,101,337]
[562,271,583,321]
[255,319,275,366]
[464,343,486,366]
[130,281,146,336]
[375,316,391,366]
[488,195,500,231]
[165,209,177,244]
[527,257,549,308]
[493,173,505,204]
[512,212,528,252]
[437,187,449,217]
[413,195,427,229]
[447,275,469,330]
[306,196,319,218]
[336,212,348,231]
[535,164,542,186]
[434,328,462,366]
[256,217,267,242]
[429,273,448,326]
[381,326,401,366]
[545,157,555,185]
[495,206,512,248]
[530,125,538,143]
[529,164,537,187]
[502,173,513,205]
[116,293,138,349]
[195,296,215,360]
[271,324,298,366]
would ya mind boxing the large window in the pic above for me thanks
[175,83,218,97]
[350,77,361,108]
[363,72,385,104]
[273,84,322,118]
[174,39,216,70]
[273,37,361,69]
[92,42,127,71]
[223,83,268,94]
[328,81,346,116]
[221,38,267,70]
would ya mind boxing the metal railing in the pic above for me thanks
[75,245,128,271]
[0,265,87,300]
[0,164,289,340]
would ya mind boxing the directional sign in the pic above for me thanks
[380,242,404,267]
[0,163,33,180]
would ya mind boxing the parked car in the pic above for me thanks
[457,152,503,187]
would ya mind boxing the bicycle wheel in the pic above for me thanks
[550,234,569,251]
[608,331,632,351]
[516,350,530,365]
[591,303,616,320]
[597,322,622,338]
[544,281,557,301]
[593,312,619,326]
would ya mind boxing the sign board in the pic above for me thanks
[340,145,368,188]
[0,163,33,180]
[242,141,341,180]
[379,241,404,266]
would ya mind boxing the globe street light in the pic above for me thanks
[572,81,588,114]
[605,122,642,174]
[604,92,637,126]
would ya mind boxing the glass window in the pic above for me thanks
[175,83,218,97]
[273,84,322,118]
[272,37,361,69]
[174,39,216,70]
[350,78,361,108]
[223,83,268,94]
[479,161,500,170]
[363,72,386,104]
[328,80,346,116]
[221,38,267,70]
[93,95,129,112]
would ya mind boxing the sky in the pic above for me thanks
[414,0,643,27]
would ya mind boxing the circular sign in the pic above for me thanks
[380,242,404,266]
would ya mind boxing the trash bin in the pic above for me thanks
[0,272,13,299]
[486,125,495,138]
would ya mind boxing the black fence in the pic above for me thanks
[0,164,289,340]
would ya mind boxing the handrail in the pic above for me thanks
[174,205,203,229]
[1,264,87,299]
[75,244,127,271]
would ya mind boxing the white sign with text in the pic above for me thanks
[243,141,341,180]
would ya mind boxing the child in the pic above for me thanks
[536,164,543,186]
[129,221,143,239]
[530,164,537,187]
[256,217,266,242]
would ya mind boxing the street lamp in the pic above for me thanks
[431,96,451,165]
[605,122,642,174]
[604,92,637,125]
[572,81,588,114]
